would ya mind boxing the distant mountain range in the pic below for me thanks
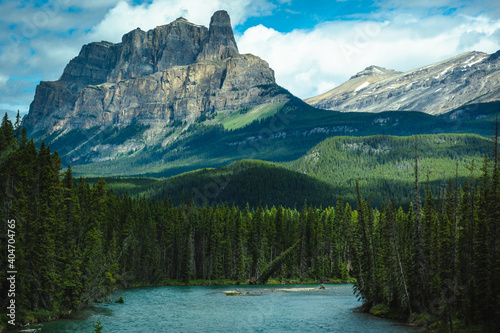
[21,11,500,178]
[305,50,500,114]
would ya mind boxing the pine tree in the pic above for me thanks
[412,136,429,313]
[491,116,500,329]
[232,208,246,281]
[30,142,60,310]
[0,113,15,152]
[353,181,375,307]
[13,111,21,139]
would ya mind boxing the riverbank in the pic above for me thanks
[363,303,491,332]
[1,308,72,332]
[126,277,357,288]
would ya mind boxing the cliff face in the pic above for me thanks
[305,51,500,115]
[68,54,276,129]
[25,11,286,133]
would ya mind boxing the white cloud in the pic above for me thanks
[27,39,82,80]
[87,0,275,43]
[237,13,500,99]
[0,78,39,115]
[1,0,500,114]
[0,0,126,114]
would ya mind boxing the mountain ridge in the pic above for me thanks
[24,11,289,136]
[305,50,500,114]
[69,100,500,178]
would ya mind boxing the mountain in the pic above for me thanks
[22,11,500,178]
[68,98,498,178]
[24,11,289,145]
[305,50,500,114]
[306,66,402,103]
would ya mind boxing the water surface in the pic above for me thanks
[18,284,417,332]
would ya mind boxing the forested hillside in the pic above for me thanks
[350,133,500,332]
[132,160,341,208]
[1,114,499,332]
[93,134,492,209]
[0,115,354,327]
[285,134,492,206]
[70,100,500,178]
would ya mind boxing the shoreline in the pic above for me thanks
[125,277,357,289]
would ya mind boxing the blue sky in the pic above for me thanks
[1,0,500,117]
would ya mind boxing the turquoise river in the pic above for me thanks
[15,284,419,332]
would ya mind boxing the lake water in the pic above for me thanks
[17,284,418,332]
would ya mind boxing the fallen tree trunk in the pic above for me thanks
[256,239,301,284]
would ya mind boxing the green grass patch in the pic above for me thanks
[220,103,284,130]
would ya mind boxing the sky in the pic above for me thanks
[1,0,500,117]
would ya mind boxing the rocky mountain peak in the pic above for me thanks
[350,65,401,80]
[305,49,500,115]
[197,10,238,61]
[304,65,401,106]
[25,10,287,143]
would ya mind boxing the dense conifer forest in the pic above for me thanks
[1,113,499,331]
[107,133,490,209]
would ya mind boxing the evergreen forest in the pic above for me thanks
[1,113,499,331]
